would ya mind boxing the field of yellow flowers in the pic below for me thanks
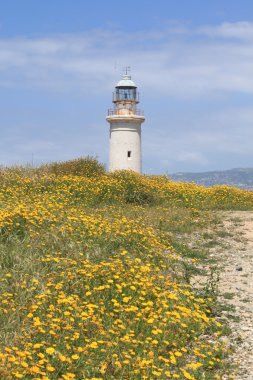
[0,158,253,379]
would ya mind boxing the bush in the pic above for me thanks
[40,157,106,177]
[109,170,160,205]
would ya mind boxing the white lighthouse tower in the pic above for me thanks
[106,69,145,173]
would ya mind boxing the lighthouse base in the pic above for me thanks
[108,121,142,173]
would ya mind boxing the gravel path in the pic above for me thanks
[213,212,253,379]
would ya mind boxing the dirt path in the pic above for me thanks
[212,212,253,379]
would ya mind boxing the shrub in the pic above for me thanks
[40,157,106,177]
[109,170,160,205]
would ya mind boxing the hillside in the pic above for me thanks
[171,168,253,189]
[1,158,253,379]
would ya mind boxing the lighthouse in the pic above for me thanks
[106,70,145,173]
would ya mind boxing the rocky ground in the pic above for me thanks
[200,212,253,379]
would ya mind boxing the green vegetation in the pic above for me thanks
[0,157,252,379]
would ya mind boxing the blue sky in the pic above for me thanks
[0,0,253,173]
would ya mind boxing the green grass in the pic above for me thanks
[1,158,252,379]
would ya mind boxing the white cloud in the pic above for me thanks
[142,104,253,172]
[0,23,253,97]
[199,21,253,40]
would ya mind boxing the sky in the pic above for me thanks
[0,0,253,174]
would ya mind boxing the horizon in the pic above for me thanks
[171,167,253,174]
[1,0,253,174]
[1,157,253,176]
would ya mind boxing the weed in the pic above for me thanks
[222,292,235,300]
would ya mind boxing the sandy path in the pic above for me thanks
[213,212,253,379]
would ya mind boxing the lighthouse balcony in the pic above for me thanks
[107,108,144,117]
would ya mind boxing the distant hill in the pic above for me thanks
[170,168,253,190]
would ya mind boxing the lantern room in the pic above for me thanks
[113,74,139,103]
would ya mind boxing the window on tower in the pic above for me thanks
[115,88,137,101]
[127,151,131,159]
